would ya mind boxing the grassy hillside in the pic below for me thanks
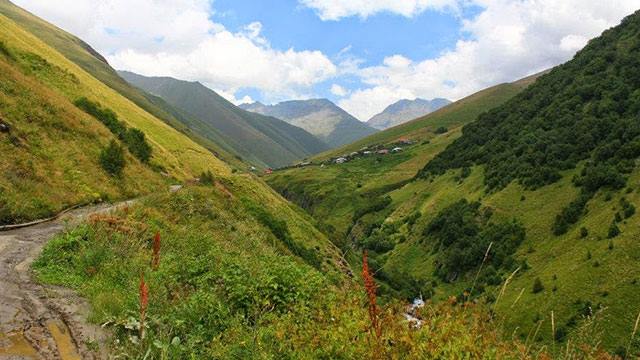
[120,72,329,168]
[265,11,640,355]
[0,11,236,224]
[0,0,245,169]
[33,182,592,359]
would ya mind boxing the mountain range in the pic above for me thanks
[240,99,378,148]
[367,98,451,130]
[118,71,329,168]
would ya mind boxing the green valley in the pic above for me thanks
[266,10,640,355]
[1,0,639,359]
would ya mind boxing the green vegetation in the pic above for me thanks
[419,11,640,234]
[119,71,329,168]
[424,199,525,284]
[265,11,640,355]
[75,97,152,163]
[0,0,246,169]
[33,185,601,359]
[0,9,231,223]
[99,140,125,176]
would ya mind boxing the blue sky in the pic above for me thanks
[212,0,481,104]
[14,0,640,120]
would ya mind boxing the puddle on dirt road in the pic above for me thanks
[0,331,38,358]
[47,320,81,360]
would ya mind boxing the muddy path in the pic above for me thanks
[0,200,135,359]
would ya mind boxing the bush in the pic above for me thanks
[620,197,636,218]
[75,97,126,137]
[123,128,152,163]
[553,191,592,235]
[580,227,589,238]
[75,97,152,163]
[200,170,215,185]
[0,41,15,60]
[607,221,620,238]
[434,126,448,134]
[99,140,125,176]
[532,277,544,294]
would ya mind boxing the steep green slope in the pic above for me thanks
[240,99,378,148]
[266,11,640,354]
[120,71,329,168]
[0,0,244,168]
[0,11,235,224]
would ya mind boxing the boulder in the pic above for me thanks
[0,119,10,133]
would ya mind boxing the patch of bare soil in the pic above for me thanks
[0,201,134,359]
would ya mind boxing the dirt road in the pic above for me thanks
[0,201,134,359]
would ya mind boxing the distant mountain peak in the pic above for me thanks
[367,98,451,130]
[240,99,377,148]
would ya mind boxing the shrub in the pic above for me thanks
[607,221,620,238]
[0,41,15,60]
[580,227,589,238]
[124,128,152,163]
[620,197,636,218]
[434,126,448,134]
[200,170,215,185]
[75,97,126,137]
[553,191,592,235]
[75,97,152,163]
[99,140,125,176]
[532,277,544,294]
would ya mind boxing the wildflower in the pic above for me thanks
[139,273,149,339]
[362,250,381,339]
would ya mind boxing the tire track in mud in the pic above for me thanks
[0,201,135,359]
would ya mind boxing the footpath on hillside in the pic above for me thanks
[0,200,137,359]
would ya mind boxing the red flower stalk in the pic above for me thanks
[151,232,161,271]
[139,273,149,339]
[362,250,382,340]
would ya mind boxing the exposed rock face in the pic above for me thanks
[367,98,451,130]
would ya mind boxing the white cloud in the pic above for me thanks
[330,84,349,97]
[339,86,415,120]
[338,0,640,120]
[13,0,336,100]
[299,0,459,20]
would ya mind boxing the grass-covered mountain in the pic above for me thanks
[0,0,247,169]
[367,98,451,130]
[240,99,378,147]
[265,10,640,354]
[119,71,329,169]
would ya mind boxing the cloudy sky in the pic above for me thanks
[13,0,640,120]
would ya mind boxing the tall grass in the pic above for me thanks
[152,232,161,271]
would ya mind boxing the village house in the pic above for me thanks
[335,157,347,164]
